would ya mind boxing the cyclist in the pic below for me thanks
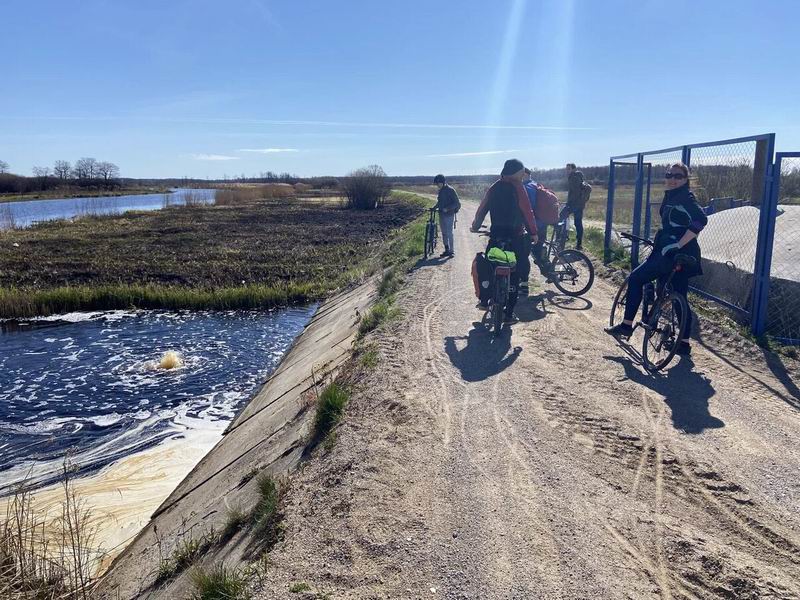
[604,162,707,356]
[432,174,460,257]
[470,158,538,323]
[523,168,553,280]
[561,163,587,250]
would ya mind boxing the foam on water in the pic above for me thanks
[0,306,316,491]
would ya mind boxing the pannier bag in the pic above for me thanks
[472,252,494,304]
[486,247,517,266]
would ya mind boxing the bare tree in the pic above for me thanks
[96,161,120,183]
[73,157,98,180]
[0,160,9,174]
[53,160,71,180]
[32,166,51,190]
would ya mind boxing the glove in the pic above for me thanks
[661,242,680,259]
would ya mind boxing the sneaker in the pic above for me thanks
[575,244,583,251]
[604,322,634,338]
[676,341,691,356]
[503,314,519,324]
[439,250,450,258]
[476,302,489,310]
[519,282,529,294]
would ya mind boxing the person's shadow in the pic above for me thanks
[444,321,522,382]
[604,354,725,434]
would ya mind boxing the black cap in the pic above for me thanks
[501,159,524,177]
[433,174,446,184]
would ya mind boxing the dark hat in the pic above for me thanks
[501,158,524,177]
[433,174,446,184]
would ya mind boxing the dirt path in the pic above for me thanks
[255,202,800,599]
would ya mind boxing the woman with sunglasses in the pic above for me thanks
[605,162,707,356]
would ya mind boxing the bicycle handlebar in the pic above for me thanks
[619,231,654,247]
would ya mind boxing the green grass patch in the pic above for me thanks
[156,533,215,583]
[252,474,284,544]
[312,383,349,442]
[220,505,249,542]
[189,564,250,600]
[357,298,401,337]
[290,582,312,593]
[357,344,380,369]
[582,226,630,269]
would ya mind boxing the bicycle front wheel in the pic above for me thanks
[424,223,434,258]
[609,278,629,327]
[551,249,595,296]
[642,292,688,372]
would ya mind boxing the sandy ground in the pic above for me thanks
[249,201,800,599]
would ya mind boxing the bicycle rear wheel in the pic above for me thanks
[642,291,688,372]
[424,223,434,258]
[551,249,595,296]
[609,278,629,326]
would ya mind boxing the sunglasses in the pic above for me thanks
[664,172,687,180]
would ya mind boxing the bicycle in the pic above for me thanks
[609,231,694,372]
[423,208,438,259]
[477,230,516,336]
[536,219,595,296]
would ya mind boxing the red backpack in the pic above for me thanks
[534,184,560,225]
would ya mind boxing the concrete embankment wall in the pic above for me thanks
[95,279,377,599]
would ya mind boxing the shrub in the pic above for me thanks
[312,383,349,441]
[190,564,250,600]
[341,165,390,210]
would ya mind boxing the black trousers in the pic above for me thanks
[625,253,693,337]
[559,204,584,246]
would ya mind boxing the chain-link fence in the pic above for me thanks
[605,133,792,341]
[764,153,800,343]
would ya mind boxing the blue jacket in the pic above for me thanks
[523,180,547,233]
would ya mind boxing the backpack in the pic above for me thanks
[580,181,592,207]
[472,252,494,304]
[534,184,560,225]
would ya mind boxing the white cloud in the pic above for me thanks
[238,148,299,154]
[426,149,519,158]
[191,153,240,161]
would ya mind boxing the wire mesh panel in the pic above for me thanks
[765,154,800,343]
[688,140,768,314]
[608,161,638,231]
[641,149,684,239]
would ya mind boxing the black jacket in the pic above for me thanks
[433,184,460,213]
[654,183,707,276]
[566,170,584,207]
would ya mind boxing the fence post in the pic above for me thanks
[644,163,652,239]
[630,154,644,267]
[751,134,777,337]
[752,154,779,337]
[604,159,615,263]
[682,145,691,168]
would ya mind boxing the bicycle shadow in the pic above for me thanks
[604,353,725,434]
[444,321,522,382]
[516,289,592,322]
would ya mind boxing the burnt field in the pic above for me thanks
[0,193,425,317]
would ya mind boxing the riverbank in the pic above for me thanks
[0,187,172,202]
[0,192,425,318]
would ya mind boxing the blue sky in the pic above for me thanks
[2,0,799,178]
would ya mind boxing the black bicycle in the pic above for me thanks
[478,230,515,335]
[423,208,438,259]
[609,232,693,371]
[537,220,594,296]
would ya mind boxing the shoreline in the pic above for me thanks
[0,421,226,576]
[0,187,173,203]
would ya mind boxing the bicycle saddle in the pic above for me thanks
[675,254,697,269]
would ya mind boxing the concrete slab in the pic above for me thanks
[94,277,378,599]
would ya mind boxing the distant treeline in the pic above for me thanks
[0,158,121,194]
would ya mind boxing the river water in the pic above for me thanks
[0,188,216,229]
[0,306,316,492]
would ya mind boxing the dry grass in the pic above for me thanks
[0,461,100,600]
